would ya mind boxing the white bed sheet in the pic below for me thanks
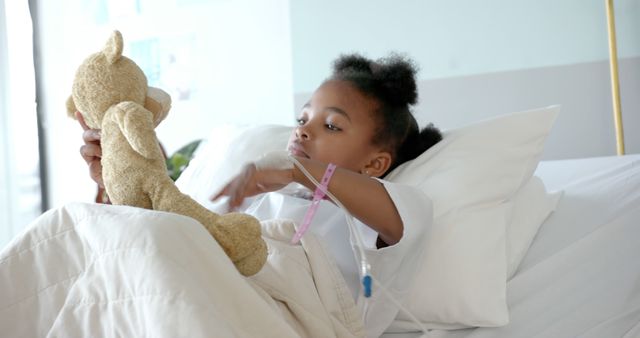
[0,204,365,337]
[384,154,640,338]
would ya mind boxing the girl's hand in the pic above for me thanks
[76,112,104,188]
[210,164,293,209]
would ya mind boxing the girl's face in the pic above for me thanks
[287,80,390,175]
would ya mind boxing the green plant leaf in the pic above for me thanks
[165,139,202,181]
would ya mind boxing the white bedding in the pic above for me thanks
[385,154,640,338]
[2,155,639,338]
[0,204,364,337]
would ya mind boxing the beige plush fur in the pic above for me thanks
[66,31,267,276]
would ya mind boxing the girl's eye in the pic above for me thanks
[326,123,341,131]
[296,118,306,126]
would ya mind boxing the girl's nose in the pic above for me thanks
[296,125,311,140]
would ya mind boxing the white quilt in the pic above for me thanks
[0,203,365,338]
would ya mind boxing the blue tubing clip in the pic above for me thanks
[362,275,372,298]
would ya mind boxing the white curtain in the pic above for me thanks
[0,0,41,248]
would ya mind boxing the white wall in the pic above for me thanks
[416,57,640,160]
[290,0,640,92]
[289,0,640,159]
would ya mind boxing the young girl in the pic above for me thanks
[78,53,442,336]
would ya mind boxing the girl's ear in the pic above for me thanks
[362,151,392,178]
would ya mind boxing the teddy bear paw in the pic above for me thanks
[211,213,268,276]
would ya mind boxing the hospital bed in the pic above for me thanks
[1,102,639,337]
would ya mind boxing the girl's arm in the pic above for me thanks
[296,157,403,245]
[212,156,403,245]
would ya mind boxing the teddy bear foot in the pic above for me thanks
[232,239,268,277]
[204,212,268,277]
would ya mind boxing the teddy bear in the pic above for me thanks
[66,30,267,276]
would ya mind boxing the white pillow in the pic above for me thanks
[386,105,560,329]
[506,176,562,280]
[177,124,293,209]
[177,106,560,328]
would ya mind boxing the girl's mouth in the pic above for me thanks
[287,145,309,158]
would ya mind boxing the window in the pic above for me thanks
[0,0,42,247]
[24,0,294,223]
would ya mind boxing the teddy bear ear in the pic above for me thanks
[66,95,78,119]
[103,30,124,64]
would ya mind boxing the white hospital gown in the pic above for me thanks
[240,179,434,338]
